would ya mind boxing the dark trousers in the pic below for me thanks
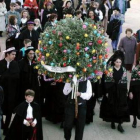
[3,112,12,131]
[22,126,34,140]
[64,103,86,140]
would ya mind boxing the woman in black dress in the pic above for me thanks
[100,56,130,133]
[128,58,140,128]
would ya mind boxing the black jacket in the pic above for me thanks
[19,29,39,49]
[107,19,121,40]
[0,86,4,115]
[5,101,43,140]
[0,59,19,115]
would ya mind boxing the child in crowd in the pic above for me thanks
[34,18,42,34]
[18,39,32,60]
[20,10,30,32]
[5,89,43,140]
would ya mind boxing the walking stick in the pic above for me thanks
[75,82,79,118]
[72,75,79,118]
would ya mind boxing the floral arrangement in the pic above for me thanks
[35,18,108,82]
[105,67,127,83]
[131,64,140,81]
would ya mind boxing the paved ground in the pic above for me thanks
[0,0,140,139]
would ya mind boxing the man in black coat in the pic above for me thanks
[19,21,39,49]
[0,47,20,135]
[4,89,43,140]
[18,46,41,104]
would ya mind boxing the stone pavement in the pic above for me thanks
[0,0,140,139]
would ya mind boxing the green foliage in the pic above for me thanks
[36,18,108,82]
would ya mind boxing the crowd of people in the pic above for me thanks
[0,0,140,140]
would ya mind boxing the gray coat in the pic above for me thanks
[118,36,137,64]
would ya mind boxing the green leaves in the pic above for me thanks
[36,18,108,82]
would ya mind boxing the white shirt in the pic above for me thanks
[30,31,32,37]
[23,101,37,125]
[29,60,32,65]
[63,80,92,100]
[95,9,103,21]
[5,59,11,69]
[7,61,10,68]
[21,18,27,24]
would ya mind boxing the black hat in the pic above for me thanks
[25,46,35,54]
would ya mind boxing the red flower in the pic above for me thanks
[38,58,41,61]
[63,63,67,67]
[43,47,47,50]
[87,64,92,67]
[97,40,102,44]
[52,30,56,34]
[94,70,98,74]
[76,46,80,50]
[104,70,108,75]
[59,43,63,47]
[105,54,108,59]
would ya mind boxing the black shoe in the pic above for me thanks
[118,124,125,133]
[132,120,137,128]
[111,122,116,129]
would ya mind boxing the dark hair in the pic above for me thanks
[25,89,35,97]
[66,1,71,7]
[87,10,95,17]
[111,56,123,66]
[101,0,107,4]
[113,7,120,12]
[9,15,17,25]
[75,10,82,16]
[25,48,35,55]
[48,13,58,21]
[108,50,124,66]
[5,50,16,57]
[0,0,4,2]
[125,28,133,34]
[16,1,21,6]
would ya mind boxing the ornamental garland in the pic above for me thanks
[35,18,109,82]
[131,64,140,81]
[104,66,127,83]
